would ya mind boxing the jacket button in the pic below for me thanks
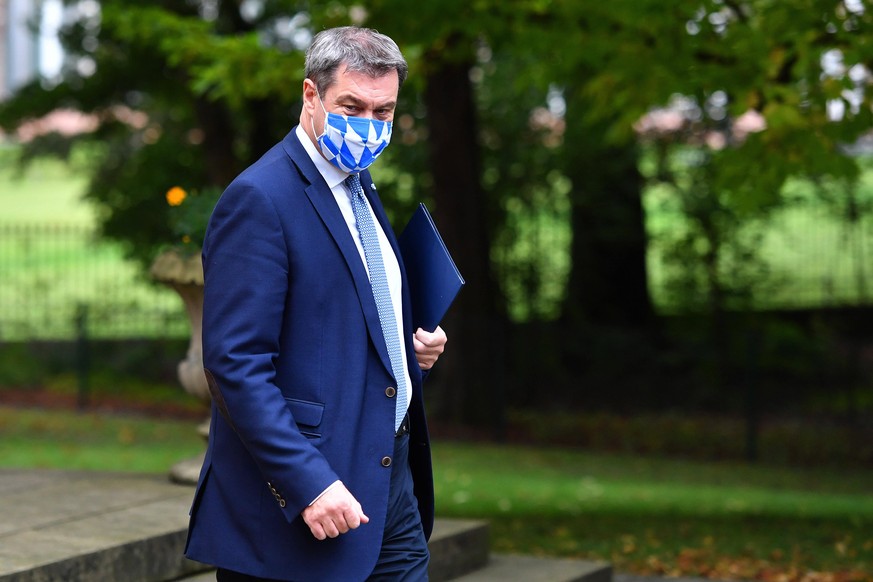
[385,386,396,398]
[381,456,392,467]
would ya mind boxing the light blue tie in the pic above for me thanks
[346,174,408,433]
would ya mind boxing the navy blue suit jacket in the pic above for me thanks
[184,128,434,581]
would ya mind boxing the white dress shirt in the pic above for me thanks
[294,125,412,418]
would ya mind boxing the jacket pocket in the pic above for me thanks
[284,397,324,439]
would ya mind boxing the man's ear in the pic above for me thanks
[302,79,318,115]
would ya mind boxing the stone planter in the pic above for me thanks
[150,248,209,484]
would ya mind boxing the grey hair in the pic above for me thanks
[304,26,408,95]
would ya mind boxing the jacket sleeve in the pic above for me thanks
[201,178,339,520]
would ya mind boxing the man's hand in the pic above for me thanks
[413,326,447,370]
[301,482,369,540]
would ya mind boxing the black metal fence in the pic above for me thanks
[0,223,188,341]
[3,203,873,343]
[646,198,873,311]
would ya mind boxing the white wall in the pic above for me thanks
[1,0,63,101]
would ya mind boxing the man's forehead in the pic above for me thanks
[324,71,399,107]
[329,65,398,93]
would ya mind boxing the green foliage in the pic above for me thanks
[164,185,223,252]
[643,146,775,313]
[102,6,303,109]
[506,410,873,467]
[0,157,189,341]
[475,48,572,321]
[644,151,873,312]
[0,1,303,264]
[578,0,873,317]
[0,344,48,387]
[0,338,197,398]
[3,0,873,343]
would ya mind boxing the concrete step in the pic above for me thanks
[427,521,611,582]
[173,519,491,581]
[0,469,611,582]
[178,554,610,582]
[429,518,490,580]
[0,469,203,582]
[452,554,611,582]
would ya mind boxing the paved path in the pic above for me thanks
[0,468,721,582]
[0,469,202,581]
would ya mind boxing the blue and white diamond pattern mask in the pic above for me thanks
[312,93,392,173]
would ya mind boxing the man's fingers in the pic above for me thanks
[415,326,447,347]
[310,510,368,540]
[343,504,370,529]
[310,522,327,541]
[302,484,370,540]
[344,510,360,530]
[414,327,447,369]
[323,520,341,538]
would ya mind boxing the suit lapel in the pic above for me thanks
[359,173,401,269]
[281,131,394,375]
[359,172,421,384]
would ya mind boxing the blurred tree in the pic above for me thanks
[0,0,305,261]
[348,0,514,425]
[3,0,873,422]
[567,0,873,409]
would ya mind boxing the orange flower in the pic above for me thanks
[166,186,187,207]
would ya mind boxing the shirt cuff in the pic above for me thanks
[308,480,342,506]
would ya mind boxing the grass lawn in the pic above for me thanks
[0,406,204,473]
[0,148,93,225]
[0,147,186,340]
[432,442,873,580]
[1,405,870,581]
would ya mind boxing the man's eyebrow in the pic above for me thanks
[335,93,396,110]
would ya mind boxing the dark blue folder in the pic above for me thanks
[398,203,465,332]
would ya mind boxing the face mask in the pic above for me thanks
[312,92,392,173]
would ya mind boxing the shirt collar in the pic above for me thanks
[295,124,349,190]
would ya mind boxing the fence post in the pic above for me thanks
[744,328,761,463]
[75,303,90,410]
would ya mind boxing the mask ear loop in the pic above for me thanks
[310,85,329,139]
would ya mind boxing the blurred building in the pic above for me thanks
[0,0,62,101]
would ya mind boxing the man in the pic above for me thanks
[184,26,448,581]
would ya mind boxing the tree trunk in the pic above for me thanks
[194,96,239,188]
[422,47,504,431]
[562,115,653,328]
[557,87,655,410]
